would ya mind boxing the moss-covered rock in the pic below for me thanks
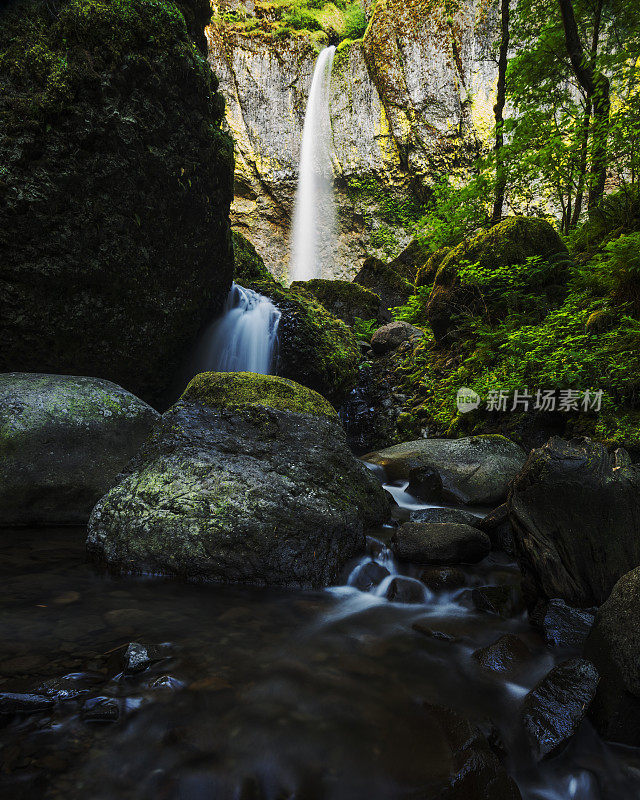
[87,373,390,588]
[0,372,159,526]
[233,230,276,285]
[388,238,432,283]
[0,0,234,406]
[415,246,451,288]
[354,256,414,317]
[426,218,568,342]
[290,279,382,326]
[182,371,338,418]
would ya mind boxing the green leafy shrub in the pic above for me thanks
[281,4,322,31]
[343,2,367,38]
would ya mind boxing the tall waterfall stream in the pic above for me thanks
[289,46,337,283]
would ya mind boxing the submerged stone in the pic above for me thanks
[87,373,389,589]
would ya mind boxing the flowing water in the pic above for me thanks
[1,477,640,800]
[288,46,337,283]
[187,283,281,378]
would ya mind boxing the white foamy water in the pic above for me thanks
[189,283,281,376]
[289,46,336,283]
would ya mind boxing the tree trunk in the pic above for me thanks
[491,0,510,226]
[570,99,591,228]
[557,0,610,209]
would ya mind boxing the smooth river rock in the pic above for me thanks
[522,658,599,760]
[391,522,490,565]
[87,373,390,589]
[365,435,526,505]
[508,437,640,608]
[0,373,159,526]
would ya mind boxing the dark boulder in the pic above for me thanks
[411,507,483,527]
[385,576,425,604]
[407,466,443,501]
[508,437,640,608]
[0,692,54,715]
[423,704,522,799]
[351,560,390,591]
[87,373,389,589]
[522,658,599,760]
[420,566,467,592]
[0,0,234,406]
[584,567,640,745]
[471,585,524,618]
[0,373,159,526]
[391,522,490,565]
[538,599,596,650]
[370,321,424,355]
[473,634,531,676]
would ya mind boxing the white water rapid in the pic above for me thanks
[289,45,337,283]
[189,283,281,376]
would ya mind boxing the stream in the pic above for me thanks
[1,478,639,800]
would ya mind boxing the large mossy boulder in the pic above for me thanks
[0,373,159,526]
[86,372,390,588]
[584,567,640,745]
[425,217,568,342]
[508,437,640,609]
[0,0,234,406]
[231,234,361,403]
[364,435,526,505]
[353,257,414,317]
[290,279,382,326]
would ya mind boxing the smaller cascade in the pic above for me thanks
[289,46,337,283]
[189,283,281,377]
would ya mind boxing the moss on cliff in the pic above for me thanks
[182,371,338,417]
[0,0,234,406]
[290,279,381,325]
[233,231,277,284]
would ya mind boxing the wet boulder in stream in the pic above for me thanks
[365,435,526,505]
[508,437,640,608]
[391,522,490,565]
[522,658,599,760]
[584,566,640,745]
[87,373,390,589]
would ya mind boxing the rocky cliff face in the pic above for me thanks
[207,0,498,282]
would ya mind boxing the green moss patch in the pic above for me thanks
[182,372,338,418]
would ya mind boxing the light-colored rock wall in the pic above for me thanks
[207,0,499,282]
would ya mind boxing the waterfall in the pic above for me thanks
[189,283,281,376]
[289,46,336,283]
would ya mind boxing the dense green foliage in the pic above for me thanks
[390,194,640,449]
[211,0,368,43]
